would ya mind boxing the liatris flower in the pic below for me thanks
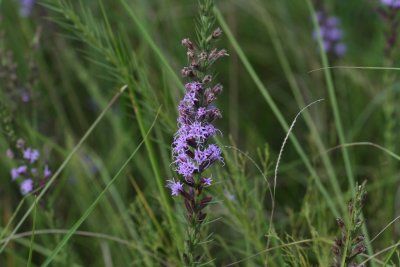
[168,28,226,196]
[19,0,36,17]
[8,138,52,195]
[166,0,227,265]
[313,10,346,57]
[331,182,367,267]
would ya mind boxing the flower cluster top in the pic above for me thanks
[167,30,227,196]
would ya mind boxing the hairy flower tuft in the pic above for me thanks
[20,178,33,195]
[23,147,40,163]
[166,179,184,196]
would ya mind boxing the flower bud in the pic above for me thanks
[212,83,223,95]
[181,38,194,50]
[187,50,195,59]
[202,75,212,84]
[209,108,222,121]
[190,61,199,69]
[199,52,207,61]
[204,89,216,104]
[6,149,14,159]
[336,218,345,229]
[212,27,222,39]
[16,138,25,149]
[181,67,194,77]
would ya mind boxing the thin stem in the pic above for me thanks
[215,6,339,218]
[306,1,375,263]
[0,85,127,254]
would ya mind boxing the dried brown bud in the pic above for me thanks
[351,243,366,256]
[187,50,195,59]
[185,149,194,159]
[181,67,194,77]
[348,201,353,214]
[6,149,14,159]
[336,218,345,229]
[199,52,207,61]
[184,199,193,213]
[185,176,195,185]
[332,244,340,255]
[180,189,191,200]
[353,234,365,244]
[190,61,199,69]
[210,109,222,121]
[216,49,229,59]
[16,138,25,149]
[181,38,194,50]
[205,90,216,105]
[208,49,229,61]
[197,211,207,223]
[198,196,212,210]
[335,238,343,247]
[212,83,223,95]
[212,27,223,39]
[202,75,212,84]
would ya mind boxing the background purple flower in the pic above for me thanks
[23,147,40,163]
[19,0,36,17]
[313,10,346,57]
[8,139,52,196]
[20,178,33,194]
[381,0,400,8]
[166,179,183,196]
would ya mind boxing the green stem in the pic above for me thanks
[215,6,339,218]
[305,1,375,264]
[0,85,126,254]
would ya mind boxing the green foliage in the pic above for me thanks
[0,0,399,266]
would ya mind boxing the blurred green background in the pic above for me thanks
[0,0,399,266]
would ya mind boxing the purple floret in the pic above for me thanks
[44,165,52,178]
[202,177,212,186]
[11,168,19,181]
[20,179,33,195]
[11,165,28,180]
[23,148,40,163]
[166,179,184,196]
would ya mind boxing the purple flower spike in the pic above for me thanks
[166,179,184,196]
[23,148,40,163]
[20,179,33,195]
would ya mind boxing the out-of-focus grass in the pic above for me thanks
[0,0,399,266]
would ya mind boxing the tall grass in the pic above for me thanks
[0,0,399,266]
